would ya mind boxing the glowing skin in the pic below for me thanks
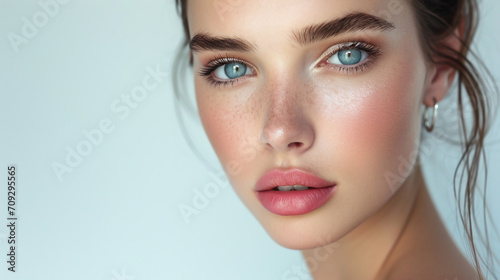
[187,0,477,279]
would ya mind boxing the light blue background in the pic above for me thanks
[0,0,499,279]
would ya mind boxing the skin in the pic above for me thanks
[187,0,478,279]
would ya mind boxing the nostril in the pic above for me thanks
[260,113,315,153]
[288,142,304,149]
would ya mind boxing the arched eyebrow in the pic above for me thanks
[292,12,395,46]
[190,33,255,52]
[189,12,394,53]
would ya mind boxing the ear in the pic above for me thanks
[422,23,464,107]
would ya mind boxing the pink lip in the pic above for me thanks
[255,169,336,216]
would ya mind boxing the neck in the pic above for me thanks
[301,163,425,280]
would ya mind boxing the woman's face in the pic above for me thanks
[188,0,433,249]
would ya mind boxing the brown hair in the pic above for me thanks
[173,0,499,278]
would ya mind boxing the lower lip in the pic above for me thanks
[256,186,335,216]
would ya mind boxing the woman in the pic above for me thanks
[173,0,498,279]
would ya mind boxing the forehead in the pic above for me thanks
[187,0,411,39]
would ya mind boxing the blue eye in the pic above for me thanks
[214,62,252,80]
[327,49,368,66]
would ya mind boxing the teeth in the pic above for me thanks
[276,185,309,191]
[277,185,294,191]
[293,185,309,191]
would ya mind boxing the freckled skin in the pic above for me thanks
[187,0,478,279]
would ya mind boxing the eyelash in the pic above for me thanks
[319,41,381,74]
[199,41,381,88]
[198,56,252,88]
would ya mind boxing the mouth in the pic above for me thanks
[255,169,336,216]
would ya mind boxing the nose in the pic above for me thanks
[260,84,315,154]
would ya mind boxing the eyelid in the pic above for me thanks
[199,56,256,77]
[313,41,381,69]
[198,55,257,87]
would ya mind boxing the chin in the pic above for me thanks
[270,228,342,251]
[255,210,348,251]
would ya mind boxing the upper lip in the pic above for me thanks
[255,168,336,191]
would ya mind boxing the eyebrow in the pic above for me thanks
[292,12,395,46]
[189,12,394,53]
[190,34,256,52]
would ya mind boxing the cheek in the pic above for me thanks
[195,78,259,174]
[318,57,425,197]
[196,90,266,211]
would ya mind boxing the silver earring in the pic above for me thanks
[424,97,439,132]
